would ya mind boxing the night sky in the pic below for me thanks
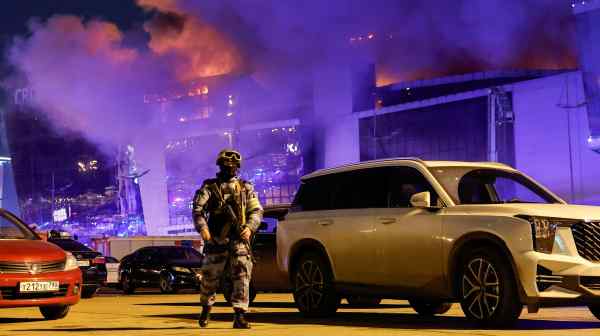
[0,0,147,75]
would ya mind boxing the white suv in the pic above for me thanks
[276,158,600,326]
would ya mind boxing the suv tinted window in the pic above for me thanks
[333,168,388,209]
[292,176,334,211]
[386,166,439,208]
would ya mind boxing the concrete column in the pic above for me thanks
[133,132,169,236]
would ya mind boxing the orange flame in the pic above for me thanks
[138,0,242,82]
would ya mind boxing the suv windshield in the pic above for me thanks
[429,167,561,205]
[0,212,38,240]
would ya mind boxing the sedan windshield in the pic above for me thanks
[429,167,561,205]
[0,213,38,240]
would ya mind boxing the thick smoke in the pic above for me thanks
[7,16,156,150]
[5,0,576,152]
[147,0,576,85]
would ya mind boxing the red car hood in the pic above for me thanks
[0,240,67,263]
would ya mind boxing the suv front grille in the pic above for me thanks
[0,260,66,274]
[571,221,600,262]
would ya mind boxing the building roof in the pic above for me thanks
[375,69,570,108]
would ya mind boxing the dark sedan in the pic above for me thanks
[119,246,203,294]
[48,236,106,299]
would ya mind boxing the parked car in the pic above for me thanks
[104,256,120,287]
[277,158,600,326]
[119,246,203,294]
[48,233,107,298]
[0,209,82,319]
[221,204,291,304]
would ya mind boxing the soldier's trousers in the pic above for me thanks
[199,241,253,312]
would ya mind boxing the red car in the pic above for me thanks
[0,209,82,319]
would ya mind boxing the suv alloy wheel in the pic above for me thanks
[39,305,71,320]
[292,253,339,317]
[459,248,522,326]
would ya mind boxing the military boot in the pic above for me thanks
[233,308,250,329]
[198,305,211,328]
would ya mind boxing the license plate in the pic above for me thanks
[19,281,60,292]
[77,260,90,267]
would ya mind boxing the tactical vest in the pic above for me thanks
[205,178,248,242]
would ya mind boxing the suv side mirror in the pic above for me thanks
[410,191,431,208]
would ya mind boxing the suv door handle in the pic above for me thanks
[379,217,396,225]
[317,219,334,226]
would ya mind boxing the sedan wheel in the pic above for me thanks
[40,305,70,320]
[121,273,135,294]
[160,273,177,294]
[292,253,339,317]
[459,249,522,326]
[81,286,98,299]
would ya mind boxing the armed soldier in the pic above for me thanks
[192,149,263,329]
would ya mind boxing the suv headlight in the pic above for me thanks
[64,252,79,271]
[172,266,191,273]
[517,215,578,254]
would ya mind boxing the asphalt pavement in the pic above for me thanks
[2,291,600,336]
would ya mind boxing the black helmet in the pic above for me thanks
[216,149,242,168]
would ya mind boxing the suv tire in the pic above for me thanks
[292,252,339,317]
[458,248,522,326]
[40,305,70,320]
[409,300,452,316]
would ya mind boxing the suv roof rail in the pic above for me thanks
[302,157,426,180]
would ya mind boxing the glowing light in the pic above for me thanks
[367,33,374,39]
[226,112,233,117]
[286,143,299,154]
[179,117,186,122]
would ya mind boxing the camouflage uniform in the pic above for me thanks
[193,176,263,312]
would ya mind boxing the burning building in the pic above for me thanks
[137,75,309,235]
